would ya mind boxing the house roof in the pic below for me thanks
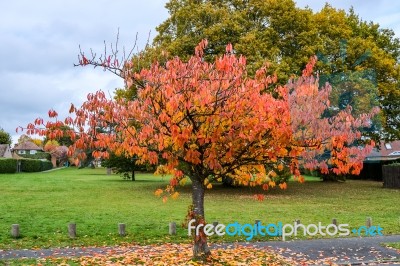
[0,144,9,157]
[379,140,400,156]
[365,140,400,162]
[13,141,43,151]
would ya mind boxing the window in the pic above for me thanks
[30,150,37,155]
[18,150,26,154]
[385,143,392,150]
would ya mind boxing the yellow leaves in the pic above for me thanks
[162,196,168,203]
[268,170,277,178]
[179,177,187,186]
[268,180,276,188]
[279,182,287,190]
[171,192,179,200]
[277,164,284,171]
[154,189,163,197]
[206,183,213,189]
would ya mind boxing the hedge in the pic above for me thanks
[0,158,53,173]
[0,158,18,173]
[18,152,51,161]
[20,159,53,172]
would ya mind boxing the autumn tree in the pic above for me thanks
[151,0,399,140]
[23,41,376,258]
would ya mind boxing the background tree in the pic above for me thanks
[0,128,12,145]
[101,152,150,181]
[25,41,376,258]
[150,0,399,140]
[17,134,33,145]
[31,138,44,147]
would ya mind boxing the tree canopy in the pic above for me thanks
[0,128,11,145]
[148,0,399,140]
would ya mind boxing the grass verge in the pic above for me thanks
[0,167,398,250]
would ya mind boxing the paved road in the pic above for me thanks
[0,235,399,265]
[229,235,400,265]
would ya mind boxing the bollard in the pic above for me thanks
[366,217,372,228]
[68,223,77,238]
[212,221,219,233]
[332,218,337,226]
[11,224,20,238]
[107,168,112,175]
[118,223,126,236]
[169,222,176,235]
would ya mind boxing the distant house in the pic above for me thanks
[0,144,12,158]
[12,141,43,156]
[361,140,400,180]
[364,140,400,161]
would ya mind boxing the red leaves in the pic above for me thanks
[254,194,265,201]
[80,55,89,66]
[48,109,58,118]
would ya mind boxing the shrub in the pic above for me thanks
[0,158,17,173]
[41,160,53,171]
[20,159,42,172]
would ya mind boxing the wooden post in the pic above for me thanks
[169,222,176,235]
[118,223,126,236]
[332,218,337,226]
[212,221,219,233]
[366,217,372,228]
[11,224,20,238]
[107,168,112,175]
[68,223,76,238]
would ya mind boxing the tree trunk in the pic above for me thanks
[191,178,211,259]
[132,170,135,181]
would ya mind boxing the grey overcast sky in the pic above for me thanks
[0,1,399,144]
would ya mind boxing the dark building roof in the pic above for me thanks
[365,140,400,162]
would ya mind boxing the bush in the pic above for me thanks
[0,158,52,173]
[21,159,42,172]
[20,159,53,172]
[0,158,17,173]
[41,160,53,171]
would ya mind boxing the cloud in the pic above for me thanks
[0,0,168,144]
[295,0,400,37]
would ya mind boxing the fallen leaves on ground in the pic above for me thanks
[36,243,293,265]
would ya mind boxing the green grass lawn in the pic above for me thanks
[0,167,399,250]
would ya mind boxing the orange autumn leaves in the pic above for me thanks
[37,243,292,265]
[24,40,377,200]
